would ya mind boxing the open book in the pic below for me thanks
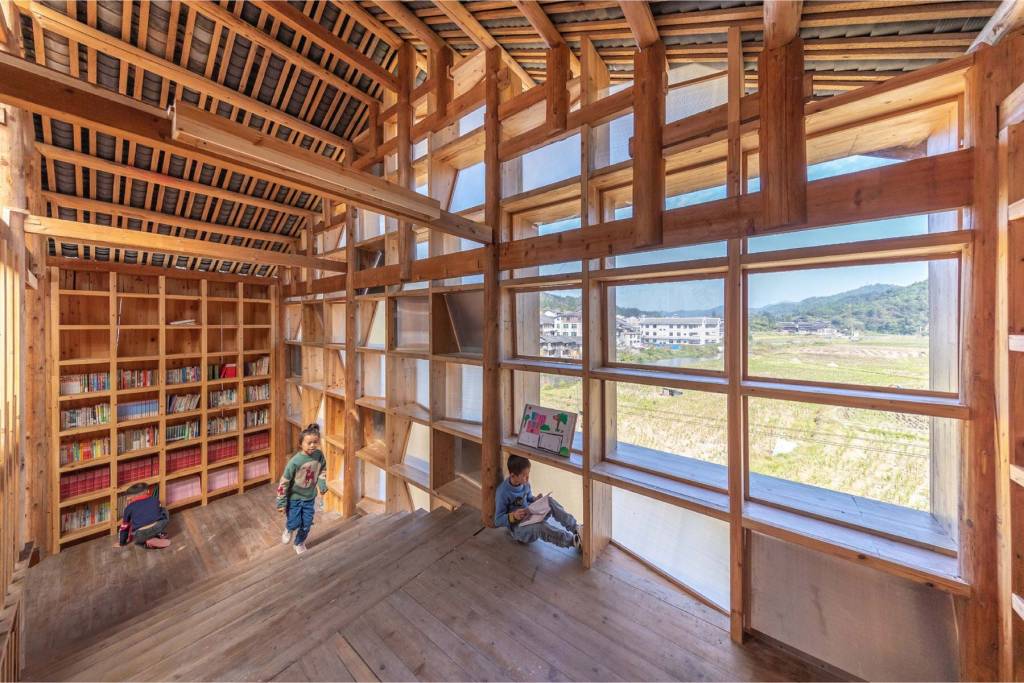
[518,494,550,527]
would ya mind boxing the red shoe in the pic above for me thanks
[145,538,170,549]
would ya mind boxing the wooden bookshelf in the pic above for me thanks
[49,268,277,552]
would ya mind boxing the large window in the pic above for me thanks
[513,288,583,362]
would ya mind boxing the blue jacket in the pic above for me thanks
[493,477,537,528]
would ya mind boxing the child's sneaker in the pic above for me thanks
[573,525,584,553]
[293,543,307,555]
[281,529,294,545]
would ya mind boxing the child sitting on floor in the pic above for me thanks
[494,454,582,552]
[276,423,328,555]
[116,483,170,549]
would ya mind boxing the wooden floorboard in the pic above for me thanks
[25,500,837,683]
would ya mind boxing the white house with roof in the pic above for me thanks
[636,316,723,346]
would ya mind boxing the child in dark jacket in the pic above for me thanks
[276,424,328,555]
[116,483,170,549]
[494,454,581,552]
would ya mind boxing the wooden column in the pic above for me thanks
[757,37,806,229]
[342,207,360,518]
[545,44,569,133]
[631,40,665,248]
[430,47,453,120]
[480,47,503,526]
[396,42,416,282]
[962,37,1022,681]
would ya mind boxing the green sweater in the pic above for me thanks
[275,449,328,508]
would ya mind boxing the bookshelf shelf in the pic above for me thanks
[49,268,279,553]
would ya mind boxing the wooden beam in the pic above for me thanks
[546,44,570,132]
[763,0,803,50]
[247,0,399,91]
[40,193,301,248]
[969,0,1024,52]
[758,37,807,228]
[632,40,666,247]
[397,41,416,282]
[619,1,660,48]
[372,0,446,51]
[15,1,353,157]
[24,216,345,273]
[434,0,537,87]
[513,0,581,75]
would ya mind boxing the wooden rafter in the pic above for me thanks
[618,1,660,48]
[433,1,537,87]
[371,0,446,52]
[969,0,1024,52]
[511,0,581,75]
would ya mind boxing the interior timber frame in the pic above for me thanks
[0,0,1023,680]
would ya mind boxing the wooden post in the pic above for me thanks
[757,37,807,229]
[631,40,665,248]
[342,207,360,518]
[397,42,416,282]
[480,47,503,526]
[545,44,569,133]
[430,47,453,120]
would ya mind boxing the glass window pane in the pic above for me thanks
[610,280,725,372]
[504,134,581,195]
[747,213,958,253]
[395,297,429,350]
[747,260,958,392]
[515,289,582,361]
[512,372,583,452]
[449,161,484,213]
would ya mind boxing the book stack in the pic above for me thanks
[59,372,110,395]
[60,500,111,534]
[117,455,158,485]
[59,467,111,500]
[244,356,270,377]
[166,393,200,414]
[244,383,270,402]
[243,456,270,481]
[117,399,159,422]
[167,419,200,443]
[166,475,201,504]
[207,415,238,436]
[117,426,158,454]
[208,362,238,380]
[116,484,159,518]
[166,445,201,473]
[118,367,156,390]
[208,467,238,493]
[60,403,111,430]
[244,431,270,454]
[208,439,238,464]
[209,387,237,408]
[166,365,201,385]
[59,436,111,467]
[244,407,270,428]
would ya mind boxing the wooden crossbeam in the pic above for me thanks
[25,216,345,273]
[512,0,581,75]
[619,1,660,48]
[434,0,537,87]
[40,193,301,248]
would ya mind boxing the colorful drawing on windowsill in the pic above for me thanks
[517,404,577,458]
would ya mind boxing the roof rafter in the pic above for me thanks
[618,0,660,48]
[433,0,537,86]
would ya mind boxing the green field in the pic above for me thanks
[539,332,934,512]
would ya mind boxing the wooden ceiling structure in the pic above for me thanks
[0,0,1006,280]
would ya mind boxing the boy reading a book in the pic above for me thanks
[276,424,328,555]
[494,454,582,552]
[116,483,170,549]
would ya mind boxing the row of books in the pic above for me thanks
[116,484,158,518]
[167,393,200,414]
[166,475,201,504]
[117,455,159,485]
[167,446,201,473]
[208,415,238,436]
[117,426,158,454]
[245,356,270,376]
[245,408,270,428]
[119,368,156,389]
[60,404,111,431]
[167,365,201,385]
[117,399,159,422]
[245,383,270,402]
[244,431,270,453]
[209,362,237,379]
[208,440,238,464]
[208,467,239,493]
[60,500,111,535]
[244,456,270,481]
[59,372,110,395]
[59,436,111,466]
[167,420,200,443]
[59,467,111,500]
[209,388,237,408]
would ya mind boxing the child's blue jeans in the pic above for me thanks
[510,497,578,548]
[286,499,316,545]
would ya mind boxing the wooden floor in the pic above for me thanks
[25,493,833,682]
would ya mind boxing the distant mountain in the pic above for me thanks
[541,281,928,335]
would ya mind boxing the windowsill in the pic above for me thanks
[606,443,728,492]
[501,437,583,474]
[590,460,729,520]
